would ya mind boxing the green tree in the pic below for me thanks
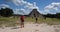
[0,8,13,17]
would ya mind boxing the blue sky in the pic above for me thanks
[0,0,60,15]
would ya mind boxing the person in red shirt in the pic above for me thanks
[20,15,24,28]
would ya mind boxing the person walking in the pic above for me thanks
[20,15,25,28]
[35,17,38,23]
[34,14,38,23]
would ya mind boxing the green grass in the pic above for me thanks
[45,18,60,25]
[0,17,20,27]
[25,17,60,25]
[0,17,60,27]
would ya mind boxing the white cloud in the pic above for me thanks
[44,2,60,14]
[8,0,39,9]
[14,8,27,15]
[5,0,27,5]
[25,3,34,9]
[6,0,40,15]
[24,2,39,9]
[52,2,60,6]
[0,4,10,9]
[5,0,39,9]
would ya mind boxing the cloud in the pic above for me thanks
[44,2,60,14]
[5,0,27,5]
[24,2,40,14]
[14,8,28,15]
[24,2,39,9]
[0,4,10,9]
[5,0,39,9]
[5,0,40,15]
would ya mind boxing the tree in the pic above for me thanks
[43,13,60,19]
[0,8,13,17]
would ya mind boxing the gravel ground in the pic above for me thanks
[0,22,60,32]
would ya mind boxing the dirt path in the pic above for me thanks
[0,22,60,32]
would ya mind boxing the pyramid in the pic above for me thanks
[29,9,43,18]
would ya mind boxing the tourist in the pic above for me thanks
[20,15,25,28]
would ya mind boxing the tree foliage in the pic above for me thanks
[43,13,60,19]
[0,8,13,17]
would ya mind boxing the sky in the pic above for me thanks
[0,0,60,15]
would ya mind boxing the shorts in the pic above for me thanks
[21,20,24,25]
[36,18,37,20]
[21,20,24,22]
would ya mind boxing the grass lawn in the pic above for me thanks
[45,18,60,25]
[0,16,60,27]
[0,17,20,27]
